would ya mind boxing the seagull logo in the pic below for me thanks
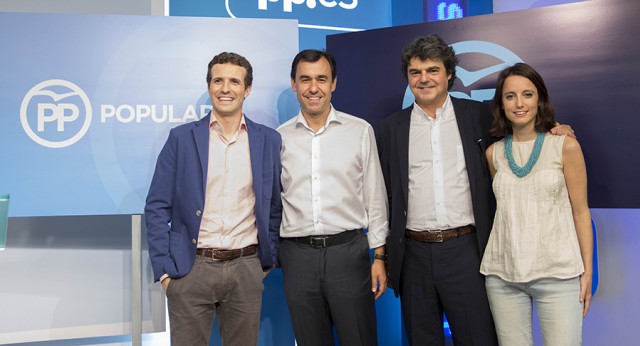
[20,79,92,148]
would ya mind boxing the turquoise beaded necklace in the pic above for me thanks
[504,132,545,178]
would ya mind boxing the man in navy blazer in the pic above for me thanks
[378,35,498,345]
[145,52,282,346]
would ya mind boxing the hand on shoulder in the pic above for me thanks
[551,122,576,138]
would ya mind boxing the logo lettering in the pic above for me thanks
[258,0,357,12]
[100,104,211,123]
[22,80,214,148]
[37,103,80,131]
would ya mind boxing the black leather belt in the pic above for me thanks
[286,229,361,248]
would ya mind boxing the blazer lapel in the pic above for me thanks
[246,117,265,199]
[451,98,477,170]
[396,108,411,202]
[193,114,211,190]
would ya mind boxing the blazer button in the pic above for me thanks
[196,210,202,217]
[404,210,407,216]
[399,238,404,245]
[192,238,197,245]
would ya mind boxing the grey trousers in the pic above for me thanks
[165,253,264,346]
[279,232,378,346]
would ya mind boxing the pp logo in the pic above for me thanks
[403,41,524,108]
[227,0,362,31]
[258,0,357,12]
[20,79,92,148]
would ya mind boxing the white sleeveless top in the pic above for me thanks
[480,134,584,282]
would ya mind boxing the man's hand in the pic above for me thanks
[263,264,276,278]
[161,277,171,291]
[371,260,387,299]
[371,247,388,299]
[551,122,576,138]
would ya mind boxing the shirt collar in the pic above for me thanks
[210,114,248,134]
[295,104,342,132]
[413,93,453,121]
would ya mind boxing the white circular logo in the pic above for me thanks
[20,79,92,148]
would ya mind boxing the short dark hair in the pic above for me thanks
[290,49,337,81]
[206,52,253,88]
[490,63,555,136]
[401,34,458,90]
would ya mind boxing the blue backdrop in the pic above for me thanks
[328,0,640,208]
[0,12,298,217]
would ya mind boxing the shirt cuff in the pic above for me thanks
[366,231,387,249]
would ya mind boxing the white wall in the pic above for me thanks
[0,0,164,15]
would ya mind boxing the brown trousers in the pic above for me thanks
[165,253,264,346]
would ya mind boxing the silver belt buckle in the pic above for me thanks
[310,236,327,248]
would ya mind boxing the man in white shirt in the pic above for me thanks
[277,49,389,346]
[378,34,498,345]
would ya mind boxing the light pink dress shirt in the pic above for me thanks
[198,115,258,250]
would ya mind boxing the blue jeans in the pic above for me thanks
[485,275,583,346]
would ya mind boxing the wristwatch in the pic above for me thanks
[372,253,387,261]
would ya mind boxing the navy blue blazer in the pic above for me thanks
[145,114,282,282]
[378,97,496,295]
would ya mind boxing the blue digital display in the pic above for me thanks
[425,0,467,21]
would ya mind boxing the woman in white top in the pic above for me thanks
[480,63,593,346]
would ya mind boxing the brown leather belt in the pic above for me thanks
[405,225,475,243]
[196,244,258,261]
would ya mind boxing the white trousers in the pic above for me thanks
[485,275,583,346]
